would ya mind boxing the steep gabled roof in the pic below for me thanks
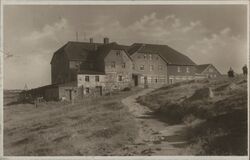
[51,41,103,64]
[195,64,221,75]
[195,64,211,74]
[96,42,132,60]
[128,43,196,65]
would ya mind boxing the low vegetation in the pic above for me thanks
[137,76,247,155]
[4,88,141,156]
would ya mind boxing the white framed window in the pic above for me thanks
[85,76,90,82]
[140,65,144,70]
[118,75,123,81]
[186,67,189,73]
[150,65,154,71]
[116,50,121,56]
[149,54,152,60]
[177,66,181,72]
[122,63,126,68]
[95,76,99,82]
[111,61,116,68]
[86,88,90,94]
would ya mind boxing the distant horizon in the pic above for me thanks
[3,5,248,89]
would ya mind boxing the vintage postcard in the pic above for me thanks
[0,0,249,159]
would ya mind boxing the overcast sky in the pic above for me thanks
[3,5,247,89]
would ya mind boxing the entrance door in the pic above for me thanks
[96,86,103,96]
[132,75,139,86]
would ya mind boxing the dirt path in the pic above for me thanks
[119,88,188,155]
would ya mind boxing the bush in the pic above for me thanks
[122,87,131,91]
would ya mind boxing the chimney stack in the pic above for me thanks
[90,38,93,43]
[104,37,109,44]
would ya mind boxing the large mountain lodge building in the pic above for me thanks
[29,38,221,101]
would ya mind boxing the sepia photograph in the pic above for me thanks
[1,0,249,158]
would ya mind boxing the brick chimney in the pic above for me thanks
[90,38,93,43]
[104,37,109,44]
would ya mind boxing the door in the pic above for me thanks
[96,86,103,96]
[132,75,138,86]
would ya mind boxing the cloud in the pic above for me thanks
[85,13,246,74]
[4,12,247,89]
[186,27,247,73]
[4,18,75,89]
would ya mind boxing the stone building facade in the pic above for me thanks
[43,38,222,101]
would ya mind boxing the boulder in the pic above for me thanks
[189,87,214,101]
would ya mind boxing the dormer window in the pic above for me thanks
[116,50,121,56]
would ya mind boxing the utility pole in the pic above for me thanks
[76,32,79,41]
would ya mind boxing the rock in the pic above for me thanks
[188,87,214,101]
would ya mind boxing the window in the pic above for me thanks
[140,65,144,70]
[159,65,163,70]
[155,78,158,83]
[116,51,121,56]
[150,65,154,71]
[118,75,123,81]
[95,76,99,82]
[85,76,89,82]
[111,62,116,68]
[122,63,126,68]
[177,66,181,72]
[214,74,217,78]
[149,54,152,60]
[186,67,189,73]
[86,88,90,94]
[144,54,147,59]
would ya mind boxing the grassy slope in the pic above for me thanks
[4,89,140,156]
[137,76,248,155]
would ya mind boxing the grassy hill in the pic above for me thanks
[137,76,248,155]
[4,89,140,156]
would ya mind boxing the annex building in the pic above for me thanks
[28,38,221,101]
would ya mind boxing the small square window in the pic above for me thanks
[140,65,144,70]
[85,76,89,82]
[111,62,116,68]
[150,65,154,71]
[95,76,99,82]
[86,88,90,93]
[118,75,123,81]
[116,51,121,56]
[149,54,152,60]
